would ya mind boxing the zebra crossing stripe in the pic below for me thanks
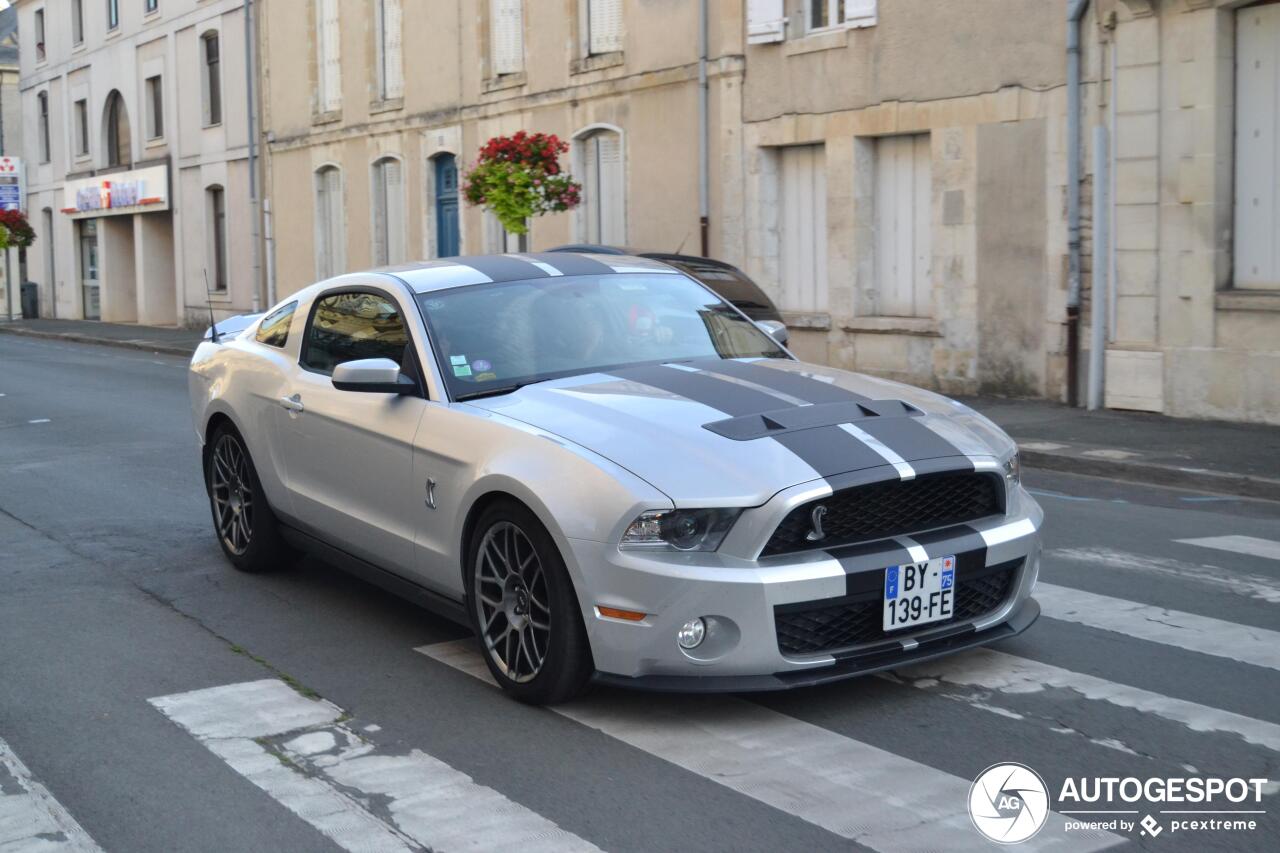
[0,736,102,852]
[893,648,1280,753]
[1036,582,1280,671]
[1049,547,1280,604]
[149,679,600,853]
[415,641,1122,852]
[1175,536,1280,563]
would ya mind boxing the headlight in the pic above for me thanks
[620,508,741,552]
[1003,452,1021,485]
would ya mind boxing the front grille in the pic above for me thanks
[774,560,1020,656]
[762,472,1002,557]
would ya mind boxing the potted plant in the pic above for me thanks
[463,132,580,250]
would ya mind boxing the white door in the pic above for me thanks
[1234,4,1279,289]
[779,144,828,313]
[874,133,932,316]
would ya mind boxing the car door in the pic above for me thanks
[275,286,427,575]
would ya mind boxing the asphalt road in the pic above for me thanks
[1,334,1277,853]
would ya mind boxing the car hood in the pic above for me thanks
[464,358,1013,506]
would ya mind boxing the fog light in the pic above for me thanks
[677,617,706,650]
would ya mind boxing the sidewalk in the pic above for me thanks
[1,318,1276,500]
[0,317,203,357]
[961,395,1280,501]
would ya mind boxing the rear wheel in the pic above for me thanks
[467,500,593,704]
[205,425,292,573]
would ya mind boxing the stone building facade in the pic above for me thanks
[15,0,261,326]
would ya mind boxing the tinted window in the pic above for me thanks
[302,292,409,374]
[256,301,297,348]
[418,273,787,400]
[662,259,783,323]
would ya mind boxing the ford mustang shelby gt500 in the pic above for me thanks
[190,252,1041,704]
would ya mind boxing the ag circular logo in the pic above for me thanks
[969,763,1050,844]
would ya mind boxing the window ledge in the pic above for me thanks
[1216,289,1280,313]
[311,109,342,127]
[369,97,404,115]
[483,72,526,93]
[781,311,831,331]
[841,316,941,337]
[145,137,165,148]
[784,28,848,57]
[571,51,624,75]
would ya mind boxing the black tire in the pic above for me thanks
[204,424,293,573]
[466,500,593,705]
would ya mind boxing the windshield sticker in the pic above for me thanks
[453,364,473,377]
[471,358,492,373]
[450,354,468,366]
[475,372,497,382]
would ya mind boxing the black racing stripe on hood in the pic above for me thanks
[453,255,549,282]
[609,363,887,475]
[696,359,867,405]
[608,364,785,416]
[524,252,618,277]
[717,359,974,465]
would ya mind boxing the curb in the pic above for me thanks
[1020,448,1280,503]
[0,325,197,358]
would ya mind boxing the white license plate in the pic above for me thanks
[883,555,956,631]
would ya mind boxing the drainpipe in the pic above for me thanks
[1066,0,1089,406]
[244,0,262,313]
[697,0,709,256]
[1088,124,1109,410]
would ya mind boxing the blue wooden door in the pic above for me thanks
[434,154,459,258]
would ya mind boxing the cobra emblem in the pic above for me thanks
[806,504,828,542]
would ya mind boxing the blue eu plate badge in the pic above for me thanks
[885,566,899,600]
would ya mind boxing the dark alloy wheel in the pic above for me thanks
[467,501,592,704]
[204,425,292,573]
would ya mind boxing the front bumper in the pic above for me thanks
[562,486,1042,691]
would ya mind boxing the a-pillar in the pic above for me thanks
[135,211,176,325]
[98,215,138,323]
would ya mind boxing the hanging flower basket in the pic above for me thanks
[0,209,34,250]
[463,132,580,236]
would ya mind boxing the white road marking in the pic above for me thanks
[1080,448,1140,460]
[416,641,1120,852]
[893,649,1280,753]
[1050,547,1280,603]
[1020,441,1068,451]
[1036,582,1280,671]
[1176,535,1280,563]
[26,419,50,425]
[150,679,599,853]
[0,737,102,852]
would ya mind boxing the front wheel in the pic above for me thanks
[467,501,593,704]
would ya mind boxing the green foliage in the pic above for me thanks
[463,132,581,236]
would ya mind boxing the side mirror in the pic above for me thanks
[755,319,789,346]
[332,358,417,395]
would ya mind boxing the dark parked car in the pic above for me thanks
[548,245,784,325]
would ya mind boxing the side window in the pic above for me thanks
[301,292,409,374]
[256,301,298,348]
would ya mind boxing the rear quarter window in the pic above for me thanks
[256,301,298,348]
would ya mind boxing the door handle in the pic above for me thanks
[279,394,305,414]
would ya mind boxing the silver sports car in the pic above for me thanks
[189,252,1041,704]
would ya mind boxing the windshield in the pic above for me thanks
[417,273,789,400]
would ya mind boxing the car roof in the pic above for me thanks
[380,252,682,295]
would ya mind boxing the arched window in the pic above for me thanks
[201,31,222,126]
[314,166,345,279]
[207,185,227,292]
[371,156,405,266]
[104,90,131,167]
[574,127,625,244]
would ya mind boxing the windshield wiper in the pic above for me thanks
[455,378,553,401]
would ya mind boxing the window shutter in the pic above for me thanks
[746,0,786,44]
[317,0,342,112]
[491,0,524,75]
[381,0,403,98]
[597,132,625,244]
[588,0,623,54]
[1234,4,1279,289]
[844,0,877,25]
[385,159,406,264]
[779,145,827,313]
[873,134,931,316]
